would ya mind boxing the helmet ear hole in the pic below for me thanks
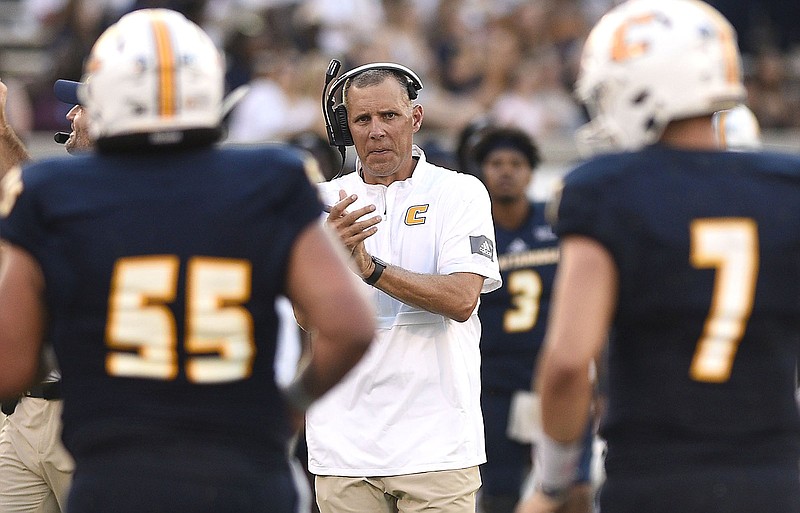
[632,91,649,105]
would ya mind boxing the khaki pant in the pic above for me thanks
[0,398,74,513]
[315,466,481,513]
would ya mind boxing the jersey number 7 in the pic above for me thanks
[689,218,758,383]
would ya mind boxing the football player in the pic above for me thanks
[516,1,800,512]
[472,126,596,513]
[0,9,375,513]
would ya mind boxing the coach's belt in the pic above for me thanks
[25,380,62,400]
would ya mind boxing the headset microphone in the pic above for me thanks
[54,132,69,144]
[323,59,342,145]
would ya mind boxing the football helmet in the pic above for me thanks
[79,9,225,147]
[713,104,762,151]
[575,0,747,155]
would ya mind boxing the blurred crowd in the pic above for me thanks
[2,0,800,155]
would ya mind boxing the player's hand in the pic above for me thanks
[325,189,381,256]
[514,491,563,513]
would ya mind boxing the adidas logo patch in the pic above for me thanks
[469,235,494,261]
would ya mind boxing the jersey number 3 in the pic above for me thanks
[689,219,758,383]
[105,255,256,383]
[504,270,543,333]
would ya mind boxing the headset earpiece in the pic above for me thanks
[406,81,418,101]
[333,104,353,146]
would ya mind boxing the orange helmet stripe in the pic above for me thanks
[151,16,176,117]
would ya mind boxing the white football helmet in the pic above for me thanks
[713,104,762,151]
[575,0,747,155]
[78,9,225,146]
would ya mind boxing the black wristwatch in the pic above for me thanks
[364,256,387,286]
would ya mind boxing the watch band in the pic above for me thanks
[364,256,386,286]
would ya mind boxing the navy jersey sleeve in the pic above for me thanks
[271,152,323,227]
[0,160,61,258]
[550,157,622,251]
[250,147,324,292]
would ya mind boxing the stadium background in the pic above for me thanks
[2,0,800,201]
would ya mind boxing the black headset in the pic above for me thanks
[321,59,423,175]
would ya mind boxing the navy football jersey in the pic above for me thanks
[479,204,559,392]
[0,144,321,464]
[552,145,800,474]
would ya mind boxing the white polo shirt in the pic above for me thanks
[306,146,501,476]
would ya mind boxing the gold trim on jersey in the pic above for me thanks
[498,247,560,272]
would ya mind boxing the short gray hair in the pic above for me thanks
[343,69,413,108]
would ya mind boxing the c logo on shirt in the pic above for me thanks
[405,205,429,225]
